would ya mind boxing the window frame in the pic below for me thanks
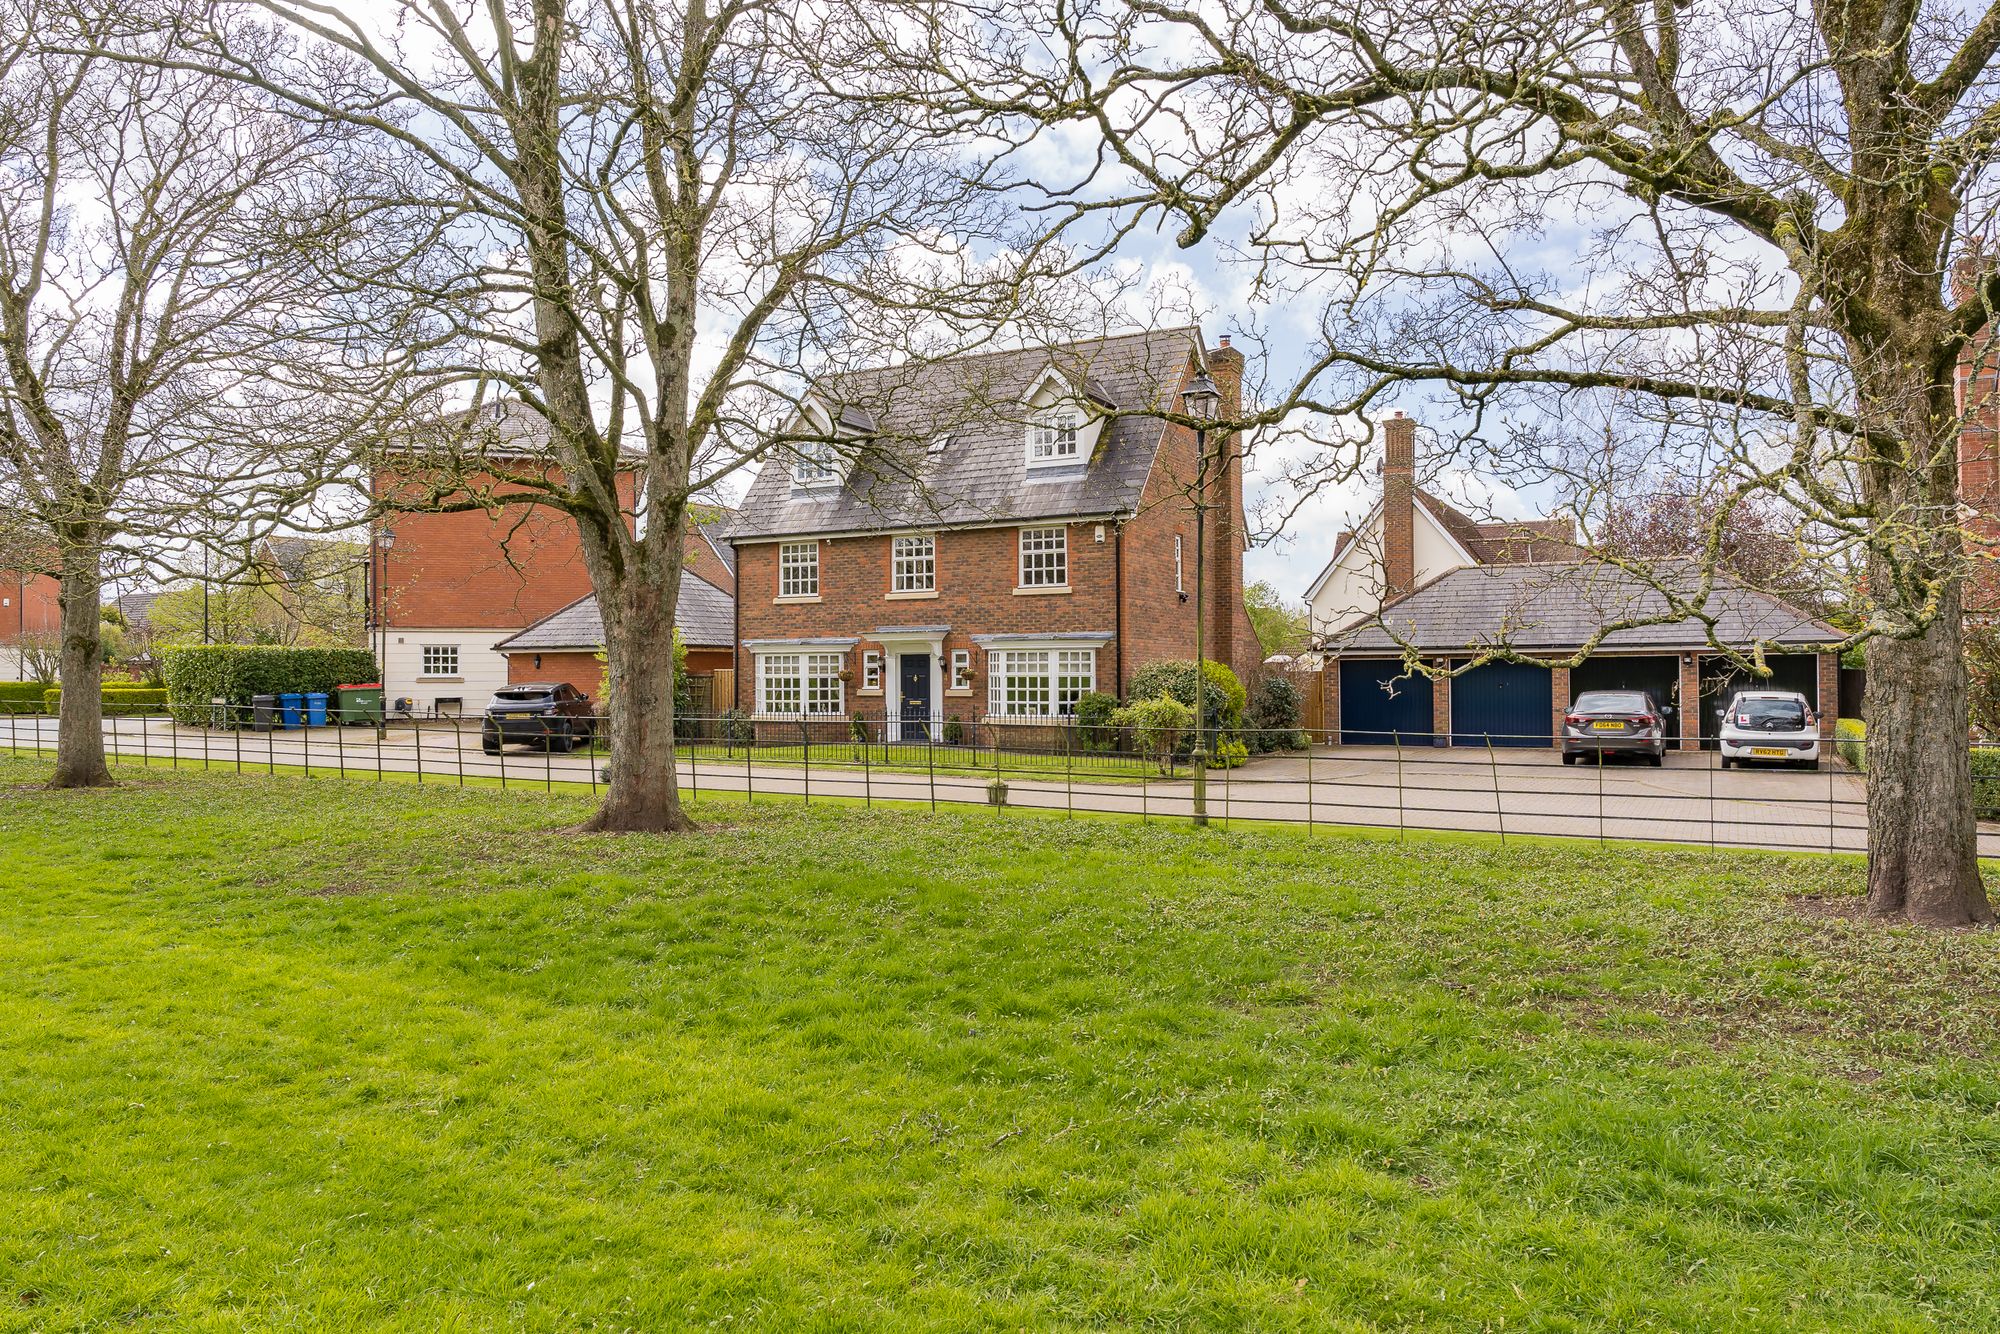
[418,644,460,679]
[950,649,972,692]
[778,541,820,598]
[792,436,840,488]
[861,649,882,692]
[986,647,1095,719]
[1018,526,1068,589]
[1175,534,1184,594]
[756,651,847,716]
[891,534,936,593]
[1026,407,1082,467]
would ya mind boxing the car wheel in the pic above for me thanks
[482,742,501,756]
[1562,752,1577,765]
[1719,756,1732,769]
[1800,758,1820,772]
[1648,753,1664,767]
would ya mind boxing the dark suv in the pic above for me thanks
[481,683,596,754]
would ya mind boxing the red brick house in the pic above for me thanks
[724,328,1257,735]
[370,400,638,713]
[2,567,61,680]
[1957,303,2000,614]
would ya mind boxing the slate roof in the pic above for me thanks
[1321,561,1838,655]
[115,590,163,629]
[495,571,735,651]
[726,328,1200,541]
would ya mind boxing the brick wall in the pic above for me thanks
[1960,328,2000,613]
[1678,654,1702,747]
[2,570,60,644]
[372,463,638,630]
[506,645,734,704]
[1818,652,1838,739]
[684,521,735,595]
[508,649,605,698]
[1549,664,1570,750]
[1431,660,1451,742]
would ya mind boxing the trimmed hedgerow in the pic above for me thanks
[41,686,170,716]
[159,645,378,725]
[0,682,48,712]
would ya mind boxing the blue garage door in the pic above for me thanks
[1451,661,1552,748]
[1339,659,1434,745]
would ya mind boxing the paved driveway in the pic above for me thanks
[6,716,1970,857]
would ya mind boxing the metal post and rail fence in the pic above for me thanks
[9,703,1999,861]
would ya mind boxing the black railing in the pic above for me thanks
[6,705,1997,860]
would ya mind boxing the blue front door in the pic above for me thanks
[899,653,932,739]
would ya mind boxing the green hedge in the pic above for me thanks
[160,645,378,725]
[1836,718,2000,820]
[41,686,170,716]
[1834,717,1866,771]
[0,682,49,712]
[1976,749,2000,822]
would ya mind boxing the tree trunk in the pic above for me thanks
[1863,588,1993,924]
[579,572,694,833]
[50,546,111,790]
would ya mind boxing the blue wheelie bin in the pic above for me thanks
[304,692,329,727]
[279,693,305,729]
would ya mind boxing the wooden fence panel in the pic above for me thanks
[1297,669,1325,734]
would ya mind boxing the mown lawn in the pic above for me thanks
[3,756,1998,1331]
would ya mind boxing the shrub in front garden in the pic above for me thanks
[1073,691,1119,751]
[1247,674,1305,751]
[1207,738,1249,769]
[1111,694,1194,774]
[1127,659,1246,740]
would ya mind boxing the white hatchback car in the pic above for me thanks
[1717,689,1821,770]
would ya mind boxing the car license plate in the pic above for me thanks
[1591,720,1622,731]
[505,711,533,719]
[1751,746,1787,758]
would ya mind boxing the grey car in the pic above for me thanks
[1561,689,1670,765]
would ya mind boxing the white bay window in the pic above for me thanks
[757,651,845,715]
[986,647,1095,718]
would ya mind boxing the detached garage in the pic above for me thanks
[1316,561,1840,752]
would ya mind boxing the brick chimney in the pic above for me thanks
[1381,412,1416,599]
[1204,339,1248,675]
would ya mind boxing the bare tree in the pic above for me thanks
[941,0,2000,923]
[0,0,417,787]
[200,0,1033,832]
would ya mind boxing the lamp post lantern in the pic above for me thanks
[1179,368,1221,826]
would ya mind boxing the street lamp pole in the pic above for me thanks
[373,527,396,675]
[1180,368,1221,827]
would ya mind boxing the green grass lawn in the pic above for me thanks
[4,756,1999,1331]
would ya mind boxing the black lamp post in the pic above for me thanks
[1180,368,1220,826]
[373,526,396,672]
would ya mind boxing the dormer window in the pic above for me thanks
[793,436,839,488]
[1028,409,1081,467]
